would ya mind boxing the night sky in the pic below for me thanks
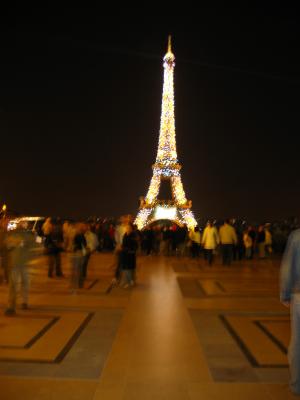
[0,7,299,222]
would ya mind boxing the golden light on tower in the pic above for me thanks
[167,35,172,53]
[135,37,197,230]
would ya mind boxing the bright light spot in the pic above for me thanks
[155,206,177,220]
[7,221,17,231]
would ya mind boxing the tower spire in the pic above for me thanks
[135,39,197,230]
[168,35,172,53]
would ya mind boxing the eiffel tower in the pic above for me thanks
[135,37,197,230]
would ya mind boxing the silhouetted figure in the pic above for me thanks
[280,229,300,395]
[44,221,63,278]
[112,216,129,285]
[70,223,87,291]
[121,224,138,288]
[257,225,266,259]
[247,226,256,259]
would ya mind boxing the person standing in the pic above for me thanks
[144,228,154,256]
[280,229,300,395]
[0,218,9,284]
[265,224,273,257]
[257,225,266,259]
[4,222,36,315]
[44,220,64,278]
[83,224,99,280]
[42,217,53,236]
[243,229,253,260]
[201,221,219,266]
[113,216,129,285]
[70,223,87,292]
[247,226,256,259]
[121,223,138,288]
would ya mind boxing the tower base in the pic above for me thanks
[135,202,197,231]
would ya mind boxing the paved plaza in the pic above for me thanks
[0,252,297,399]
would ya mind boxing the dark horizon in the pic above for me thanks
[0,8,299,222]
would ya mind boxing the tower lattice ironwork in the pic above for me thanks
[135,37,197,230]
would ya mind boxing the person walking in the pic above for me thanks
[280,228,300,395]
[189,226,201,258]
[201,221,219,266]
[219,219,237,266]
[4,222,36,315]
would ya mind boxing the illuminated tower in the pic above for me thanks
[135,37,197,230]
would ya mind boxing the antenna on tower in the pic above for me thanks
[168,35,172,53]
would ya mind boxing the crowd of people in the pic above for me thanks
[0,215,296,316]
[0,218,99,315]
[133,220,275,266]
[0,215,141,315]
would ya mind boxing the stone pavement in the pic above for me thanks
[0,252,297,399]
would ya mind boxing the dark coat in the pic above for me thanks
[73,234,87,252]
[121,232,138,270]
[44,232,62,254]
